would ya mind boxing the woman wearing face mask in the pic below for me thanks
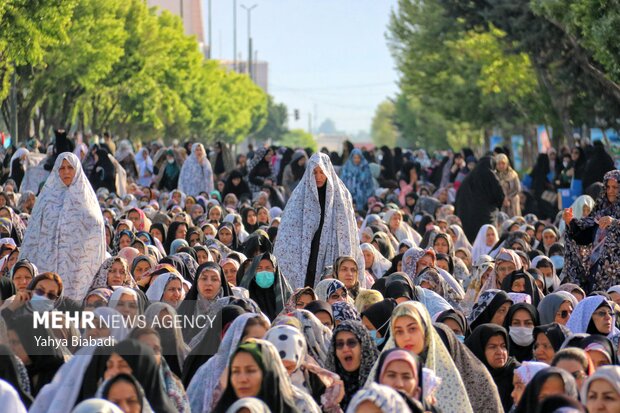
[361,299,397,351]
[435,309,470,342]
[466,324,520,412]
[238,252,293,320]
[3,272,77,317]
[325,320,378,411]
[500,270,543,307]
[157,150,180,191]
[531,256,561,293]
[504,303,539,362]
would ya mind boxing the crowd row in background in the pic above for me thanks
[0,131,617,412]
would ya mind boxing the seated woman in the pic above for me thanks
[566,295,616,337]
[98,373,150,413]
[551,348,593,390]
[145,272,185,308]
[513,367,578,413]
[500,270,543,307]
[212,340,321,413]
[465,323,520,412]
[0,259,37,310]
[361,298,397,350]
[325,320,378,411]
[537,291,577,326]
[504,303,539,362]
[580,365,620,413]
[2,272,79,317]
[563,170,620,292]
[383,301,473,413]
[509,361,549,410]
[108,287,141,326]
[333,256,365,300]
[532,323,570,364]
[314,279,349,306]
[347,382,414,413]
[304,300,335,330]
[468,289,513,332]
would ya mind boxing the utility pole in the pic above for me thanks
[233,0,237,71]
[241,4,257,80]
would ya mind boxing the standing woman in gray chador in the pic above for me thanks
[274,152,364,289]
[178,143,214,197]
[20,152,106,301]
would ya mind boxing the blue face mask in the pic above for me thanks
[369,329,386,346]
[455,334,465,343]
[550,255,564,270]
[29,294,55,312]
[255,271,275,289]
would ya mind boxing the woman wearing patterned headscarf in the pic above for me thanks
[20,153,106,300]
[274,153,364,289]
[563,169,620,292]
[346,382,413,413]
[178,143,214,197]
[325,320,379,410]
[340,148,376,212]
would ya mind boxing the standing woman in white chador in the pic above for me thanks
[274,152,364,289]
[20,152,106,300]
[178,143,214,197]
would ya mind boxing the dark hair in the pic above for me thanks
[27,272,63,295]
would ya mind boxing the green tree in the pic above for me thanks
[254,96,288,142]
[371,100,398,147]
[277,129,317,152]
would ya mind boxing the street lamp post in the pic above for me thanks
[241,4,257,81]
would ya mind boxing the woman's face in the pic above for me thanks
[230,351,263,398]
[106,380,141,413]
[335,331,362,372]
[538,376,565,400]
[510,278,526,293]
[315,311,333,329]
[58,159,76,186]
[194,145,205,160]
[119,234,132,250]
[150,229,163,243]
[34,278,60,300]
[543,231,557,247]
[484,334,508,369]
[327,287,348,305]
[175,224,187,240]
[490,302,511,325]
[586,379,620,413]
[84,294,107,311]
[606,178,618,203]
[495,260,516,284]
[0,208,10,220]
[218,227,233,246]
[352,154,362,165]
[486,228,497,247]
[389,213,402,231]
[115,294,138,319]
[589,350,611,370]
[555,358,587,389]
[197,269,221,300]
[246,210,257,226]
[415,254,434,275]
[533,333,555,364]
[313,166,327,188]
[196,250,210,265]
[496,160,507,172]
[6,252,18,271]
[188,231,201,246]
[554,301,573,325]
[511,373,526,406]
[337,260,358,289]
[433,237,449,254]
[12,267,32,291]
[222,262,238,286]
[295,292,313,309]
[436,259,449,273]
[362,250,374,269]
[107,261,126,286]
[104,353,132,380]
[591,305,614,335]
[209,207,222,222]
[583,204,592,217]
[361,232,372,244]
[380,360,418,398]
[162,279,183,308]
[257,208,269,224]
[127,211,140,228]
[84,317,110,340]
[393,315,425,355]
[256,259,275,273]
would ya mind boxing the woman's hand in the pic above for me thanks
[562,208,573,226]
[8,291,31,311]
[598,216,615,229]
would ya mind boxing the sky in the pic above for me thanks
[201,0,400,136]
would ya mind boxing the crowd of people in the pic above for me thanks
[0,132,617,413]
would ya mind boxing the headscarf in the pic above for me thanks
[500,270,543,307]
[71,399,123,413]
[514,361,549,384]
[468,289,513,332]
[504,302,539,362]
[145,272,186,303]
[325,320,379,410]
[513,367,578,413]
[89,257,136,290]
[465,323,519,412]
[178,143,214,196]
[282,287,318,314]
[558,194,595,235]
[580,365,620,405]
[345,382,412,413]
[383,209,421,245]
[225,398,271,413]
[361,243,391,279]
[531,255,561,293]
[537,291,578,325]
[0,380,27,413]
[340,148,376,211]
[479,248,523,294]
[314,279,347,303]
[471,224,498,262]
[382,272,452,318]
[239,252,293,320]
[274,153,365,289]
[213,340,321,413]
[533,323,571,355]
[433,323,504,413]
[361,299,398,348]
[567,295,613,335]
[288,308,333,367]
[449,224,472,251]
[0,345,32,409]
[20,153,106,300]
[375,301,473,413]
[332,301,361,323]
[265,325,309,389]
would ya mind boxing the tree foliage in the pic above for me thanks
[277,129,317,152]
[370,100,398,147]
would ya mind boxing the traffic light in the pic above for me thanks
[294,109,299,120]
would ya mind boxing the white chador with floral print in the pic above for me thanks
[20,152,106,300]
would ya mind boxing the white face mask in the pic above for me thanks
[509,326,534,346]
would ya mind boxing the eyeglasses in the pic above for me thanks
[34,288,58,301]
[85,301,107,309]
[571,370,586,380]
[335,339,359,350]
[556,310,571,319]
[593,310,614,318]
[329,291,348,301]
